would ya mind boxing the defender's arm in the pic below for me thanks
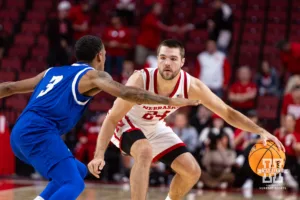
[189,77,284,151]
[0,71,45,98]
[85,70,198,106]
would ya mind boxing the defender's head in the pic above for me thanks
[75,35,106,71]
[156,39,185,80]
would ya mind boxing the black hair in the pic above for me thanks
[75,35,104,63]
[157,39,185,58]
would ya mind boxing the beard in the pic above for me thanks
[158,68,181,80]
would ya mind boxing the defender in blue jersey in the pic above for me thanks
[0,35,199,200]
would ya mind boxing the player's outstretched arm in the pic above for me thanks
[0,71,45,98]
[87,70,199,106]
[189,77,285,151]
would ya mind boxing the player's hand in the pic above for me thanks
[260,130,285,152]
[87,157,106,178]
[169,97,200,107]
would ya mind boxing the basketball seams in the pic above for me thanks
[249,142,272,158]
[255,143,276,173]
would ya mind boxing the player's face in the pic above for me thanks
[157,46,184,80]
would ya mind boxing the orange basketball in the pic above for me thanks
[248,141,286,177]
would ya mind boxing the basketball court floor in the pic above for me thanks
[0,179,299,200]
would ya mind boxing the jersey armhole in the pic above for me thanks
[72,67,94,106]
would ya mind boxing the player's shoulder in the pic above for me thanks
[126,70,144,88]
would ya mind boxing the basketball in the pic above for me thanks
[248,141,286,177]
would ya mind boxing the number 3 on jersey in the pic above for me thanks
[37,76,63,98]
[142,111,170,120]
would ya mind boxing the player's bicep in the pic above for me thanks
[189,77,228,116]
[9,70,45,94]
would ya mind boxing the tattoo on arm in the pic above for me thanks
[97,71,170,105]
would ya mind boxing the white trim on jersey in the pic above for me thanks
[72,67,93,106]
[43,67,53,77]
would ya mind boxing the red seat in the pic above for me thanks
[5,0,25,10]
[89,101,112,112]
[21,22,41,35]
[0,10,19,22]
[0,71,15,82]
[265,34,284,46]
[268,11,287,24]
[8,46,28,59]
[247,0,266,11]
[257,96,279,119]
[31,46,48,61]
[37,35,49,48]
[267,24,286,34]
[26,11,46,23]
[244,23,263,34]
[24,60,47,73]
[1,21,14,34]
[242,32,261,44]
[291,13,300,24]
[90,26,105,37]
[5,95,28,111]
[2,110,19,125]
[19,72,38,80]
[172,0,194,8]
[269,1,288,11]
[1,58,22,72]
[246,10,265,23]
[14,34,35,47]
[188,30,208,43]
[32,1,53,11]
[185,41,205,55]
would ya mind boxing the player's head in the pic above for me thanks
[152,2,163,15]
[237,65,251,83]
[213,0,224,9]
[276,39,290,52]
[75,35,106,71]
[285,114,296,132]
[206,40,217,54]
[174,112,188,128]
[157,39,185,80]
[292,84,300,101]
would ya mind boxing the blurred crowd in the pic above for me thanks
[1,0,300,198]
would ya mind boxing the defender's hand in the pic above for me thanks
[88,157,106,178]
[260,130,285,152]
[169,98,200,107]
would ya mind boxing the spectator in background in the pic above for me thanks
[281,84,300,133]
[277,40,300,75]
[75,113,106,163]
[121,60,134,84]
[190,105,212,134]
[135,2,178,65]
[255,60,279,96]
[173,112,198,154]
[200,132,236,189]
[199,113,234,148]
[274,114,300,190]
[103,14,131,75]
[228,66,257,114]
[47,1,73,66]
[285,75,300,94]
[115,0,136,26]
[208,0,233,53]
[233,110,260,155]
[195,40,231,98]
[143,55,158,69]
[69,0,90,41]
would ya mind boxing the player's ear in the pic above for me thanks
[181,57,185,68]
[96,52,102,62]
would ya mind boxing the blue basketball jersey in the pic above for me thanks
[17,63,94,135]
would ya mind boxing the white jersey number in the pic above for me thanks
[37,75,63,98]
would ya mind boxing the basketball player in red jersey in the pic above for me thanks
[88,39,285,200]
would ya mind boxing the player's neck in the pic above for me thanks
[156,72,180,95]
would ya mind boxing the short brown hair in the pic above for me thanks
[157,39,185,58]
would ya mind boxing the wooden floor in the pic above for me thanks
[0,179,299,200]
